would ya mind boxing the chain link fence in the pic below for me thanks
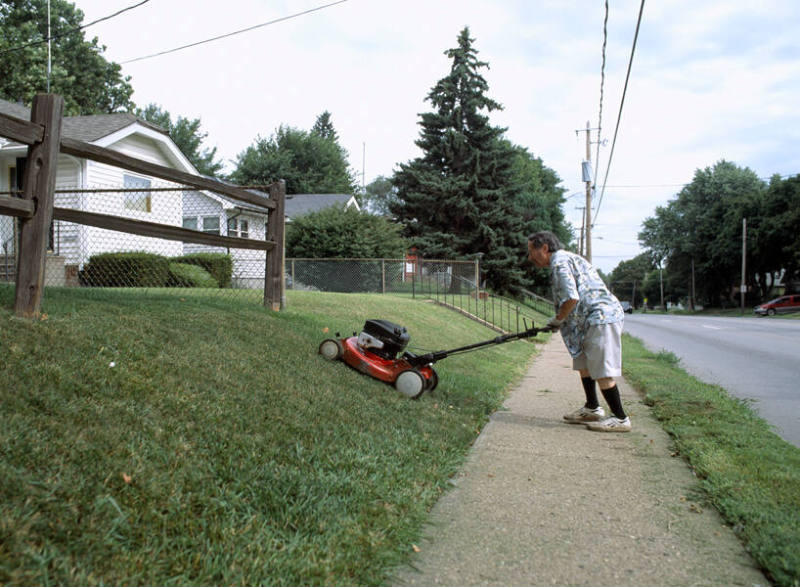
[286,258,553,332]
[286,257,478,294]
[1,181,273,297]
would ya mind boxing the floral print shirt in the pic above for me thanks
[550,249,624,357]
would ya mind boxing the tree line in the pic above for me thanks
[608,160,799,308]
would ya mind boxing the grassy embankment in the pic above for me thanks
[0,285,543,585]
[2,284,798,585]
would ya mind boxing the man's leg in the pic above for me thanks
[583,323,631,432]
[597,377,627,420]
[579,369,599,409]
[564,365,605,423]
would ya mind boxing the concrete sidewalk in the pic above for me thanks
[394,335,767,586]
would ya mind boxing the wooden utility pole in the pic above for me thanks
[741,217,747,314]
[14,94,63,318]
[583,121,593,263]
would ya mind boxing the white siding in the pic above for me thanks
[52,155,82,264]
[82,135,183,264]
[181,191,268,288]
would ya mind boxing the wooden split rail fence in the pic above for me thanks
[0,94,286,317]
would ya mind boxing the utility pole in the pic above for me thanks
[741,217,747,314]
[583,121,593,263]
[576,206,586,257]
[575,121,601,263]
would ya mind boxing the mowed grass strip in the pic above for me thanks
[0,285,541,585]
[622,334,800,586]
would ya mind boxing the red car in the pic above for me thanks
[754,294,800,316]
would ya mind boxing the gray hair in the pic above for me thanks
[527,231,563,252]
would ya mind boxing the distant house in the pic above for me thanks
[0,97,267,287]
[285,193,360,220]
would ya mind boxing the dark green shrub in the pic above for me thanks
[168,263,218,288]
[172,253,233,288]
[80,252,170,287]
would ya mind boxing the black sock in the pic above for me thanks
[581,377,599,409]
[601,385,627,419]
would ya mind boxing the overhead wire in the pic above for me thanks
[592,0,645,226]
[0,0,151,57]
[120,0,350,64]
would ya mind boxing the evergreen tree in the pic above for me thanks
[391,28,546,293]
[311,111,338,141]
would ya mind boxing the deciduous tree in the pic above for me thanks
[231,120,358,195]
[0,0,134,114]
[136,104,224,177]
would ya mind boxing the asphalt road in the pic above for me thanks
[623,313,800,448]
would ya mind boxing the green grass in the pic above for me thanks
[0,285,541,585]
[622,334,800,586]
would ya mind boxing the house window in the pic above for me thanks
[183,216,220,234]
[123,174,151,212]
[202,216,220,234]
[227,217,249,238]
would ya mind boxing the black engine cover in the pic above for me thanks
[362,319,410,359]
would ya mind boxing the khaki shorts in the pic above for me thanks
[572,322,622,379]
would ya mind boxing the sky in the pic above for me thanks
[71,0,800,273]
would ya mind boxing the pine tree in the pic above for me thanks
[311,111,339,141]
[391,28,530,293]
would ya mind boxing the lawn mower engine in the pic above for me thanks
[318,319,438,399]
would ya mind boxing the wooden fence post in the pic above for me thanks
[14,94,63,318]
[264,180,286,310]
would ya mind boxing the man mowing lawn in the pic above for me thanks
[527,231,630,432]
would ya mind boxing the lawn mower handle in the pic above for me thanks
[404,326,544,367]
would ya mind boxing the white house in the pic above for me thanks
[0,98,264,287]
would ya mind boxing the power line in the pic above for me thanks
[592,0,645,226]
[121,0,349,65]
[592,0,609,187]
[0,0,151,57]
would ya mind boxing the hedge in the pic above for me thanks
[168,263,218,288]
[80,252,170,287]
[172,253,233,288]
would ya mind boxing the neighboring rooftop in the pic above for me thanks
[0,98,168,142]
[284,193,359,219]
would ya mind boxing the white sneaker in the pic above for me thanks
[563,405,605,424]
[586,416,631,433]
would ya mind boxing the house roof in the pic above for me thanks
[285,193,359,219]
[0,98,168,142]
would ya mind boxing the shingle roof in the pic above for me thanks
[0,98,168,142]
[284,193,358,219]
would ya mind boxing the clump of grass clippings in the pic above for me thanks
[622,333,800,586]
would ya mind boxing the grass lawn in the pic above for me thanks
[622,335,800,586]
[0,285,545,585]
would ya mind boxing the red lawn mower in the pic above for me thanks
[318,319,543,399]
